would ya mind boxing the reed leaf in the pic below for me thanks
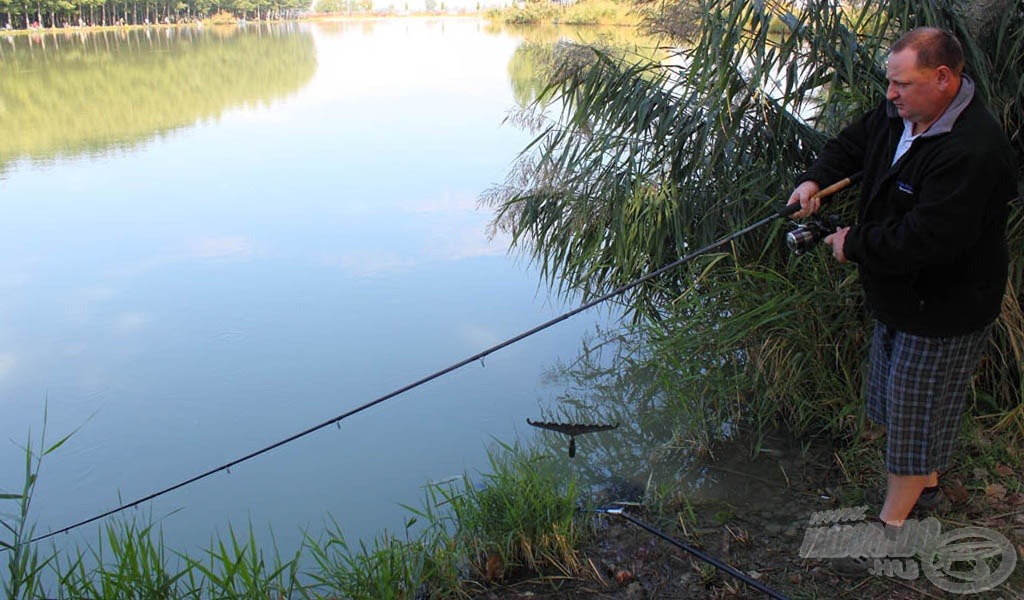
[486,0,1024,440]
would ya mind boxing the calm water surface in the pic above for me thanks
[0,19,617,555]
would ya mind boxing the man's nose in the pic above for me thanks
[886,82,898,100]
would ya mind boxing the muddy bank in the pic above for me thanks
[472,432,1024,599]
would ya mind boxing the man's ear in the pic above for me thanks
[935,65,954,90]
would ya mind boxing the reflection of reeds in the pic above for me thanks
[531,321,857,515]
[499,23,671,110]
[532,326,691,509]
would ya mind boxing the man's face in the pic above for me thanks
[885,49,948,129]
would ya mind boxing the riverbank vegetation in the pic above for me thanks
[486,0,637,27]
[4,428,586,598]
[481,0,1024,591]
[0,0,643,30]
[487,0,1024,446]
[0,0,306,29]
[4,0,1024,597]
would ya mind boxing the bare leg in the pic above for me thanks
[879,472,936,525]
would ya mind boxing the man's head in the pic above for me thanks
[886,27,964,132]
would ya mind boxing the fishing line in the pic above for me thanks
[20,175,857,547]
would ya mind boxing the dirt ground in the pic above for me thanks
[469,436,1024,599]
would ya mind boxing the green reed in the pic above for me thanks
[485,0,1024,450]
[424,440,584,583]
[303,516,459,600]
[57,520,187,599]
[1,405,77,600]
[3,430,583,599]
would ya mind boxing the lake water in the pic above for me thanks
[0,19,622,556]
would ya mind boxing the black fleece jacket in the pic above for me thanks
[799,77,1017,337]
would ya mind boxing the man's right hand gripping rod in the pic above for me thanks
[778,172,863,218]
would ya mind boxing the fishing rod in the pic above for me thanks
[18,174,860,547]
[595,505,790,600]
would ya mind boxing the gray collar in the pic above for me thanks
[885,74,975,137]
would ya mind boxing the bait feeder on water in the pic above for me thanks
[526,419,619,457]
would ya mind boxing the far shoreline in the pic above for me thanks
[3,3,640,37]
[3,12,504,36]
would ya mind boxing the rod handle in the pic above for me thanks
[777,172,862,218]
[812,172,862,201]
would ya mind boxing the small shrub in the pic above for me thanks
[207,11,238,25]
[437,441,582,580]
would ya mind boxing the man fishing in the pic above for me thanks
[787,26,1017,575]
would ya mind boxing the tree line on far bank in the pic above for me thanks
[0,0,309,30]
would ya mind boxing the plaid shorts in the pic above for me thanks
[866,321,992,476]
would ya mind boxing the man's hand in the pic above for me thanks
[825,227,850,262]
[787,180,821,219]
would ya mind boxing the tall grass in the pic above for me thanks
[186,524,303,599]
[50,519,305,599]
[2,433,584,599]
[2,416,71,600]
[426,441,583,584]
[302,442,584,598]
[304,516,461,600]
[58,520,188,599]
[487,0,637,27]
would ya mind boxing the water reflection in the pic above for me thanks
[502,24,671,108]
[0,23,316,171]
[0,19,673,560]
[535,326,840,528]
[533,327,684,500]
